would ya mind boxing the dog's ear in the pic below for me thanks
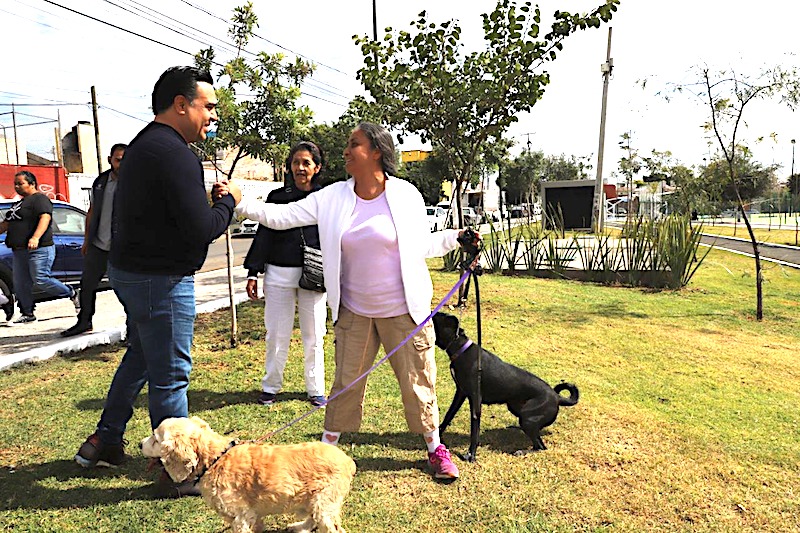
[159,427,198,483]
[190,416,210,431]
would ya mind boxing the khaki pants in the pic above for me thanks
[324,307,439,434]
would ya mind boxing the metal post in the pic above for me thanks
[91,86,103,175]
[12,103,20,165]
[592,27,613,233]
[56,109,63,167]
[372,0,379,68]
[1,125,9,164]
[792,139,796,219]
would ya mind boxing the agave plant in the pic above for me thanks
[652,214,711,289]
[482,222,507,273]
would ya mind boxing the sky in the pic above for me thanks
[2,0,799,183]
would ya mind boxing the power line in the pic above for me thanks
[176,0,355,78]
[41,0,350,108]
[102,0,242,59]
[0,119,58,129]
[99,105,151,124]
[42,0,225,67]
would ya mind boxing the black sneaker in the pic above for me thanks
[61,322,93,337]
[74,433,127,468]
[70,288,81,312]
[257,392,276,406]
[13,314,36,324]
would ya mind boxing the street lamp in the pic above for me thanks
[792,139,797,218]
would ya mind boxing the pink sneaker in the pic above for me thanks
[428,444,459,480]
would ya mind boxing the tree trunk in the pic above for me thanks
[224,146,246,346]
[739,203,763,321]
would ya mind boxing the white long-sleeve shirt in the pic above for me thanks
[235,176,460,324]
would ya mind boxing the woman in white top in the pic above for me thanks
[235,122,473,481]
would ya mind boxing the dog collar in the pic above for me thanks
[449,340,473,361]
[192,439,239,486]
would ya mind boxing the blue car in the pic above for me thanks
[0,200,100,310]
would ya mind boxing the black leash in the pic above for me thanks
[192,439,238,486]
[457,229,484,423]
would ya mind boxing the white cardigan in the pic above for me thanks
[235,176,461,324]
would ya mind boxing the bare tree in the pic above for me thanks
[680,66,799,319]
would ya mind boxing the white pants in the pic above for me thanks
[262,284,327,397]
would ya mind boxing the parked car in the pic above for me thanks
[425,206,447,232]
[0,200,100,310]
[234,219,259,236]
[435,202,481,227]
[461,206,480,226]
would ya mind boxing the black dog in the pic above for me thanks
[432,312,579,461]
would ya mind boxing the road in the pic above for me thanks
[201,233,253,272]
[699,233,800,268]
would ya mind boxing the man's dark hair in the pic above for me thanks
[151,66,214,115]
[14,170,37,187]
[110,143,127,156]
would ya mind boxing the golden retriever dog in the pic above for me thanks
[141,416,355,533]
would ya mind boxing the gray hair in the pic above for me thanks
[357,122,396,175]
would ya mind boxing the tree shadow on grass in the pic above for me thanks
[0,457,169,511]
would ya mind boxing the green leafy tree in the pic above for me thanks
[701,149,777,204]
[541,153,591,183]
[193,3,314,180]
[502,150,545,204]
[401,152,453,205]
[354,0,619,228]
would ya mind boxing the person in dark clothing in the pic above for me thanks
[244,141,327,408]
[0,171,79,323]
[74,67,242,499]
[61,143,127,337]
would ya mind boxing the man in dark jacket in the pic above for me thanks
[61,143,126,337]
[74,67,241,497]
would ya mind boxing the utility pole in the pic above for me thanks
[592,27,613,234]
[91,86,103,175]
[1,125,9,164]
[12,103,20,165]
[372,0,379,68]
[55,109,63,167]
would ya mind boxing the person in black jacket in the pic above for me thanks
[61,143,126,337]
[74,67,241,498]
[0,171,80,323]
[244,141,327,407]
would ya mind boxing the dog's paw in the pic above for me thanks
[459,451,477,463]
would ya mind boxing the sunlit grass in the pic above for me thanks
[0,249,798,532]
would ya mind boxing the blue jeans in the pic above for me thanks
[12,246,73,315]
[95,265,196,446]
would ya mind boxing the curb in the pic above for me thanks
[0,291,250,373]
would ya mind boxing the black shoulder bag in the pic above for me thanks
[298,228,325,292]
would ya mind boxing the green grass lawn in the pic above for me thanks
[700,224,800,246]
[1,249,798,532]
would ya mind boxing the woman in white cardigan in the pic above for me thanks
[235,122,472,481]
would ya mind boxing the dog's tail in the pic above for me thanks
[554,382,579,407]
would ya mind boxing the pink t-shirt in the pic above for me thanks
[340,192,408,318]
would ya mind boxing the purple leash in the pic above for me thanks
[258,267,474,441]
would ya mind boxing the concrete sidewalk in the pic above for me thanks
[0,267,250,371]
